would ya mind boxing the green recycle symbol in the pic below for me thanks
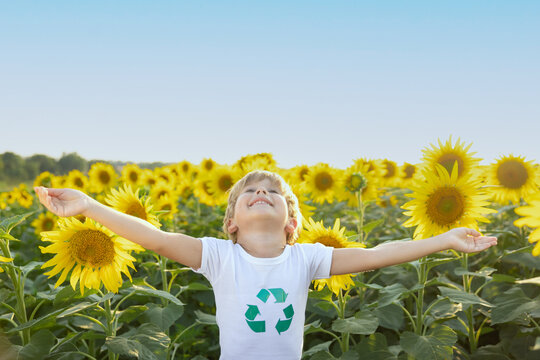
[244,288,294,335]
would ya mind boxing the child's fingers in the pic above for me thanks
[465,228,482,237]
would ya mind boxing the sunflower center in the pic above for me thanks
[438,154,463,177]
[129,171,139,182]
[157,190,168,198]
[74,177,84,188]
[218,175,233,192]
[314,235,345,249]
[125,202,147,220]
[204,161,214,171]
[182,163,190,172]
[70,230,115,267]
[426,186,465,226]
[497,160,528,189]
[315,172,333,191]
[403,165,416,179]
[299,168,309,181]
[384,161,396,178]
[161,204,171,211]
[43,219,54,231]
[99,171,111,185]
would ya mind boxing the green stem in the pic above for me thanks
[103,297,118,360]
[415,258,427,335]
[356,191,365,243]
[338,289,349,354]
[461,254,477,353]
[0,239,30,345]
[167,323,198,360]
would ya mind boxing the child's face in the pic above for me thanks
[228,178,293,237]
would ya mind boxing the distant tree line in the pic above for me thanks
[0,152,166,186]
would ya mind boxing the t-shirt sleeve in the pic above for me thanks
[304,242,334,280]
[191,237,231,284]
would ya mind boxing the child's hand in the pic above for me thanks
[446,227,498,253]
[34,186,91,218]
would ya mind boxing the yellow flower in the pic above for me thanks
[0,255,13,273]
[141,169,158,187]
[298,218,364,295]
[485,155,539,204]
[14,185,33,208]
[206,165,241,206]
[514,192,540,256]
[199,158,218,173]
[34,171,54,188]
[150,181,178,203]
[399,162,419,188]
[154,195,179,221]
[31,213,57,235]
[88,163,118,193]
[234,153,278,175]
[104,184,161,228]
[304,163,341,204]
[121,164,143,188]
[402,163,496,239]
[338,163,379,207]
[421,136,481,179]
[40,217,144,294]
[377,159,400,188]
[66,170,89,192]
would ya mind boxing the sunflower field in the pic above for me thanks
[1,138,540,359]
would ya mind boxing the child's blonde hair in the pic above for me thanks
[222,170,302,245]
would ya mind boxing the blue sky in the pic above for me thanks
[1,1,539,169]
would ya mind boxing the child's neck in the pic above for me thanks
[236,231,287,258]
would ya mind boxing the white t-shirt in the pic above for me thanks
[192,237,334,360]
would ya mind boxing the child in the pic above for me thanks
[34,170,497,360]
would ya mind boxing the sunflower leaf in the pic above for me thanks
[438,287,493,308]
[399,325,457,360]
[0,211,36,234]
[18,329,55,360]
[125,285,184,306]
[331,311,379,335]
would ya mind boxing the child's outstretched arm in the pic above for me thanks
[34,186,202,269]
[330,228,497,275]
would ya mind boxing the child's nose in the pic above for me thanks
[256,188,267,194]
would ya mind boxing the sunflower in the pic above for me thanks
[121,164,143,188]
[285,165,310,190]
[485,155,539,204]
[514,193,540,256]
[338,163,379,207]
[235,153,278,175]
[377,159,401,188]
[193,172,219,206]
[104,184,161,228]
[177,160,194,178]
[66,170,89,192]
[88,163,118,193]
[399,162,419,188]
[141,169,157,187]
[291,184,315,221]
[298,218,364,295]
[421,136,481,179]
[31,213,57,235]
[154,195,179,221]
[206,165,241,206]
[304,163,341,204]
[34,171,54,188]
[150,181,178,203]
[200,158,217,173]
[0,255,13,273]
[154,167,177,185]
[402,163,496,240]
[14,185,33,208]
[40,217,144,294]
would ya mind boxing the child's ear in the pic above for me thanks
[227,219,238,234]
[285,218,298,235]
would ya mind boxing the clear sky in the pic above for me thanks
[1,0,539,169]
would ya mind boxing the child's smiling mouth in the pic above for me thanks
[249,198,273,207]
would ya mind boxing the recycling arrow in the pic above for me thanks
[275,304,294,334]
[245,288,294,335]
